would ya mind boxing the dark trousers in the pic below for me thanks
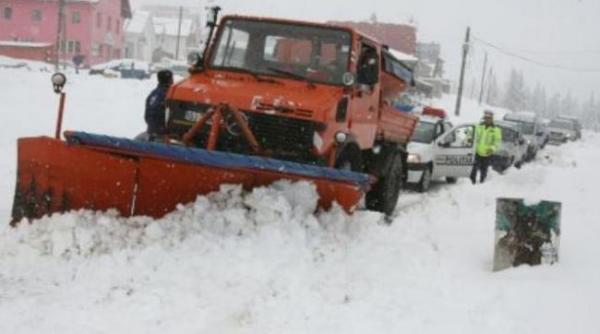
[470,154,491,184]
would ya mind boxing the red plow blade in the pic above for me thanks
[11,132,371,225]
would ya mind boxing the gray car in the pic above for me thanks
[548,118,578,144]
[503,112,545,161]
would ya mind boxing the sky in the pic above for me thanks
[134,0,600,102]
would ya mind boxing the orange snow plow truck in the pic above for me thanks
[11,12,417,225]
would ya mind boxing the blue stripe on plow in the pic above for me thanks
[65,131,371,189]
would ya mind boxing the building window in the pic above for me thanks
[72,12,81,24]
[32,9,43,22]
[67,41,74,53]
[97,13,102,28]
[107,16,112,31]
[3,7,13,20]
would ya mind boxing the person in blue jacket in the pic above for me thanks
[145,70,174,141]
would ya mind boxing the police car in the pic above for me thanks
[406,108,478,192]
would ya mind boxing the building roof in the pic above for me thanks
[125,10,152,34]
[153,17,194,37]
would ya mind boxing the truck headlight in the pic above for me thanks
[408,153,421,163]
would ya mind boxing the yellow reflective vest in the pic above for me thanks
[475,124,502,157]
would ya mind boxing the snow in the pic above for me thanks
[389,48,419,63]
[1,68,600,333]
[125,10,152,35]
[0,41,52,48]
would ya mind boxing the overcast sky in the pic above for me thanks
[135,0,600,102]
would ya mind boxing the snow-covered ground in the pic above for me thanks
[1,69,599,333]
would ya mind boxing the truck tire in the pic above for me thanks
[418,166,432,193]
[366,150,403,218]
[335,144,363,172]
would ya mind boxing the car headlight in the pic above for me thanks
[407,153,421,163]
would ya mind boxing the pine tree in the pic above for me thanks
[503,69,528,112]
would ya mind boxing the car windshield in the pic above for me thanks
[411,121,437,144]
[550,120,574,130]
[209,18,352,86]
[505,121,535,135]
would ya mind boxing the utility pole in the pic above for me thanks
[478,52,488,105]
[486,66,494,105]
[55,0,66,71]
[455,26,470,117]
[175,6,183,60]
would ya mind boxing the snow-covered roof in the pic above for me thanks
[153,17,194,37]
[125,10,152,34]
[0,41,53,48]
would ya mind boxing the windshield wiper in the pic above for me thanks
[229,67,282,84]
[267,67,316,88]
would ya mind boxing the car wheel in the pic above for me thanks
[446,177,457,184]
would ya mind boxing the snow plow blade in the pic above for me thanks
[11,132,371,225]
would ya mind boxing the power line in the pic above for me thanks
[472,35,600,73]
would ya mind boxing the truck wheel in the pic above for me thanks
[366,151,403,217]
[335,144,363,172]
[418,166,432,193]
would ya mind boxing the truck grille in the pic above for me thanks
[166,100,316,160]
[246,111,315,154]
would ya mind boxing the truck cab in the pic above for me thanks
[406,109,478,192]
[162,14,418,216]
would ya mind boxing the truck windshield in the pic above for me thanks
[411,121,437,144]
[209,18,352,86]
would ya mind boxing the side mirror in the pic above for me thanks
[187,51,204,73]
[342,72,355,87]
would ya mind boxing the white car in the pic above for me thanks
[492,121,528,172]
[407,116,482,192]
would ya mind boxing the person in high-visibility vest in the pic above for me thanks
[470,110,502,184]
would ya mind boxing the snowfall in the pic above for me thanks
[0,64,599,334]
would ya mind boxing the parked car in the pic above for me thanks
[548,118,578,144]
[406,112,454,192]
[89,59,152,79]
[503,112,544,161]
[151,58,190,77]
[557,115,582,140]
[492,121,527,173]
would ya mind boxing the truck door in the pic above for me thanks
[433,124,476,178]
[347,42,380,147]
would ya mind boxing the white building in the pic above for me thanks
[124,10,155,62]
[153,16,196,61]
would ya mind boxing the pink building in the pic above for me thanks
[0,0,131,66]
